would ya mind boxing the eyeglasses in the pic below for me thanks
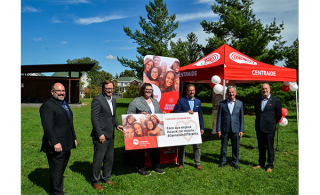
[54,90,65,93]
[105,88,114,91]
[145,89,153,92]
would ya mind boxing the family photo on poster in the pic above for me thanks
[122,113,202,150]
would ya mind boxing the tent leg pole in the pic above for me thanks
[276,124,279,151]
[296,90,299,144]
[223,79,225,100]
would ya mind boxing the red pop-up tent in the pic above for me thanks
[180,44,299,133]
[180,44,297,84]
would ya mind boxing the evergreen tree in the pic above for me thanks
[284,38,299,83]
[200,0,289,65]
[186,32,203,64]
[170,38,188,66]
[118,0,179,80]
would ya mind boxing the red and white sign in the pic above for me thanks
[143,55,180,112]
[122,113,202,150]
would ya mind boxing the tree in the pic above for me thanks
[100,70,113,83]
[123,84,139,98]
[67,57,102,87]
[170,38,188,66]
[200,0,289,65]
[118,0,179,79]
[284,38,299,84]
[119,70,136,77]
[115,73,119,79]
[186,32,203,64]
[170,32,203,67]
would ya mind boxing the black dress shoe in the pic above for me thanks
[232,164,240,169]
[218,163,226,168]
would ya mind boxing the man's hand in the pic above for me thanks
[99,134,106,144]
[239,132,243,138]
[54,143,62,152]
[217,131,221,138]
[187,110,194,114]
[200,129,204,135]
[74,140,77,147]
[117,125,124,133]
[162,111,166,114]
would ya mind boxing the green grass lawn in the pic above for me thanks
[21,98,298,194]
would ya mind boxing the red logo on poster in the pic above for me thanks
[169,97,174,103]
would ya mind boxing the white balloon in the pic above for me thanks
[279,118,288,126]
[213,84,223,94]
[211,75,221,84]
[283,81,292,86]
[289,83,298,91]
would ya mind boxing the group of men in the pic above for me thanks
[40,81,281,194]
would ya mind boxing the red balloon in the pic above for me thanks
[282,85,290,92]
[210,82,215,89]
[282,108,288,117]
[278,117,283,123]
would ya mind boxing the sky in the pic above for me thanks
[21,0,299,76]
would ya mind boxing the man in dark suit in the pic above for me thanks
[175,84,204,170]
[216,86,244,169]
[40,82,77,195]
[253,83,282,173]
[91,80,123,191]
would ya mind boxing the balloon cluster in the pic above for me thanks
[282,81,298,92]
[278,108,289,126]
[210,75,228,95]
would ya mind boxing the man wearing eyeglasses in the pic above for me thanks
[91,80,124,191]
[174,84,204,170]
[40,82,77,195]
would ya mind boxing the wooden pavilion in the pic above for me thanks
[21,63,95,104]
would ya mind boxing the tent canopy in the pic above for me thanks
[180,44,297,84]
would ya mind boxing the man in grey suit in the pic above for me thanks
[216,86,244,169]
[91,80,123,191]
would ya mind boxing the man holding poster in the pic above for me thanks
[216,86,244,170]
[175,84,204,170]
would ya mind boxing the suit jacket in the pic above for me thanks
[40,97,77,153]
[254,95,282,133]
[216,99,244,134]
[91,93,120,139]
[127,96,161,114]
[174,96,204,130]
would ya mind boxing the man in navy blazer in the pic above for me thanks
[253,83,282,173]
[175,84,204,170]
[216,86,244,169]
[40,82,77,194]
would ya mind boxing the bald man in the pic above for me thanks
[40,82,77,195]
[253,83,282,173]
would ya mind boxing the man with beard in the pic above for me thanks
[253,83,282,173]
[40,82,77,195]
[174,84,204,170]
[91,80,123,190]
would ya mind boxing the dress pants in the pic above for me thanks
[46,151,71,195]
[220,132,240,166]
[256,130,275,169]
[178,144,201,166]
[92,137,114,185]
[133,148,160,169]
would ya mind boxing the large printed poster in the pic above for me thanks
[143,55,180,112]
[122,113,202,150]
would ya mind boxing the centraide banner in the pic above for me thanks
[143,55,180,112]
[122,113,202,150]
